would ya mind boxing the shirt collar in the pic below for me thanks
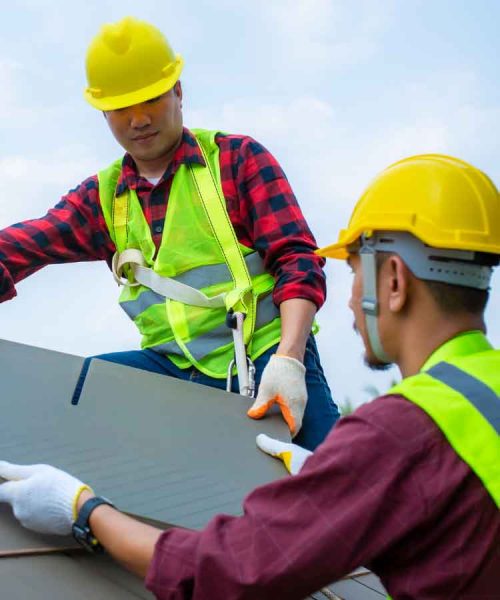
[421,330,492,371]
[115,127,205,196]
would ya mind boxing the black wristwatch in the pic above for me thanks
[72,496,115,553]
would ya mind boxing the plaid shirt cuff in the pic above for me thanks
[0,262,17,302]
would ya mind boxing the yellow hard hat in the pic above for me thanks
[317,154,500,260]
[84,17,184,111]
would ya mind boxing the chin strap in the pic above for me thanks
[359,239,392,364]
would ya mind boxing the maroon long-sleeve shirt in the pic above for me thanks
[0,128,326,309]
[145,395,500,599]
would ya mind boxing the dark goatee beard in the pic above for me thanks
[353,322,392,372]
[363,355,392,372]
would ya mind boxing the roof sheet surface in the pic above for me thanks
[0,338,289,529]
[0,338,387,598]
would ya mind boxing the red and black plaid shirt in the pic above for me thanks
[0,128,326,308]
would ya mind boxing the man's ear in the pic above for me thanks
[174,81,183,106]
[384,255,411,313]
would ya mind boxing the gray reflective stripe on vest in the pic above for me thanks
[120,290,165,320]
[427,362,500,434]
[150,339,185,357]
[120,251,267,320]
[149,293,279,360]
[175,251,266,288]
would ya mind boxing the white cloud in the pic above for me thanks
[0,154,96,185]
[187,95,334,143]
[0,262,140,356]
[0,59,22,113]
[0,56,76,129]
[253,0,395,69]
[0,149,102,225]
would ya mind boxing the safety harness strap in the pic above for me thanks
[189,140,255,343]
[112,249,227,308]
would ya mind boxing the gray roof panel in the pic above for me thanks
[0,338,289,529]
[0,338,387,598]
[0,553,150,599]
[0,504,78,554]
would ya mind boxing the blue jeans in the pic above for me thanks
[77,336,339,451]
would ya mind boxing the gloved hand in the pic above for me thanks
[256,434,312,475]
[247,354,307,436]
[0,461,92,535]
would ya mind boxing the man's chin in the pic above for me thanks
[363,354,392,372]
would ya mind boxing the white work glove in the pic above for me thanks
[247,354,307,437]
[0,461,92,535]
[256,434,312,475]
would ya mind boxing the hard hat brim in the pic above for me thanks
[316,227,356,260]
[84,55,183,111]
[315,243,349,260]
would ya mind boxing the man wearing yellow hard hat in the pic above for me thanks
[0,154,498,598]
[0,17,340,450]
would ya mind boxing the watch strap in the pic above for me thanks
[72,496,114,553]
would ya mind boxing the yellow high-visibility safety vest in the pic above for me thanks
[98,129,286,378]
[390,331,500,507]
[385,331,500,599]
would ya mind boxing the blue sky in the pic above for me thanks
[1,1,499,407]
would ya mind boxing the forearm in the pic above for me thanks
[231,135,327,313]
[0,181,114,301]
[0,223,46,301]
[78,490,162,578]
[277,298,317,362]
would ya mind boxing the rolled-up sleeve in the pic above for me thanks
[218,134,327,310]
[0,259,16,301]
[0,176,114,302]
